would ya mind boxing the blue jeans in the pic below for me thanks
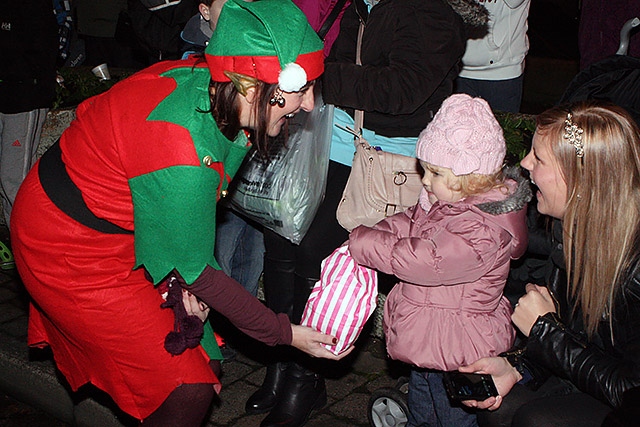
[215,208,264,296]
[407,369,478,427]
[455,75,524,113]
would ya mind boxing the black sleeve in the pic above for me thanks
[525,306,640,407]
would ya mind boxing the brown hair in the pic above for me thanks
[537,101,640,336]
[208,79,279,157]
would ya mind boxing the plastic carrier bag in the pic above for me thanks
[301,245,378,355]
[228,91,333,244]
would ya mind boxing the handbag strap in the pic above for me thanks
[317,0,349,40]
[354,20,367,144]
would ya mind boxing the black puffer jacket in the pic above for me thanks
[521,220,640,408]
[323,0,482,137]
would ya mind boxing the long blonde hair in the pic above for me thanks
[537,101,640,336]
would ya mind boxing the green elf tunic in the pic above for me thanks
[11,58,291,420]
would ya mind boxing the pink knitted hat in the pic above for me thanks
[416,94,506,176]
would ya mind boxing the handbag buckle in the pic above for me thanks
[385,204,398,217]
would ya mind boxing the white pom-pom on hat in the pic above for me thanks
[278,63,308,92]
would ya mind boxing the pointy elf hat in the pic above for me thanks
[205,0,324,92]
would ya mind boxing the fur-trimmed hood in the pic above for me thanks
[468,165,532,260]
[476,166,533,216]
[445,0,490,38]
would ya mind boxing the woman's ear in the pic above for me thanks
[237,86,257,128]
[199,3,211,21]
[243,86,257,104]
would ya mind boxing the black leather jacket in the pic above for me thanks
[520,220,640,408]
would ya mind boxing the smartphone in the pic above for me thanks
[443,371,499,401]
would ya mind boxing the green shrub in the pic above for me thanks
[54,67,135,109]
[495,111,536,164]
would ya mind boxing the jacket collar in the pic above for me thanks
[470,166,533,216]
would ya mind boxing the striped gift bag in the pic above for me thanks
[301,245,378,355]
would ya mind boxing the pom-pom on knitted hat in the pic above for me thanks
[416,94,506,176]
[205,0,324,92]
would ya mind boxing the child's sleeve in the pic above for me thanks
[391,218,502,286]
[348,211,413,274]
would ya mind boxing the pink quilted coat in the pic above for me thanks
[348,170,531,371]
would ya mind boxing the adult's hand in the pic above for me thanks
[290,324,354,360]
[512,283,556,336]
[182,289,210,322]
[458,357,521,411]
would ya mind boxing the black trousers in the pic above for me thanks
[477,376,612,427]
[263,160,351,322]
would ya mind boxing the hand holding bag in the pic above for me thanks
[335,22,423,231]
[300,245,378,355]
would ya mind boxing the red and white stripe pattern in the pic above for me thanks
[301,245,378,355]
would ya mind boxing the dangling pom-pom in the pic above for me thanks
[278,63,307,92]
[165,331,187,355]
[182,315,205,348]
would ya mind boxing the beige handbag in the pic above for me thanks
[335,115,423,231]
[335,22,423,232]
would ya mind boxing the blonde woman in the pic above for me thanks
[460,101,640,426]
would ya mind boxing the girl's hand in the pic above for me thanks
[458,357,521,411]
[182,289,210,322]
[290,324,354,360]
[512,283,556,336]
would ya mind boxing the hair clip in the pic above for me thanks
[269,88,286,107]
[563,112,584,158]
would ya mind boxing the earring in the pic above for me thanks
[269,88,286,107]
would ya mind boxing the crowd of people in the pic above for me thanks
[3,1,640,427]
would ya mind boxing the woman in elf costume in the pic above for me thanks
[10,0,347,425]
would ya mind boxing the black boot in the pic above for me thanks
[260,363,327,427]
[246,248,296,415]
[245,362,290,414]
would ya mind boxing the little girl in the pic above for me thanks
[348,94,531,426]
